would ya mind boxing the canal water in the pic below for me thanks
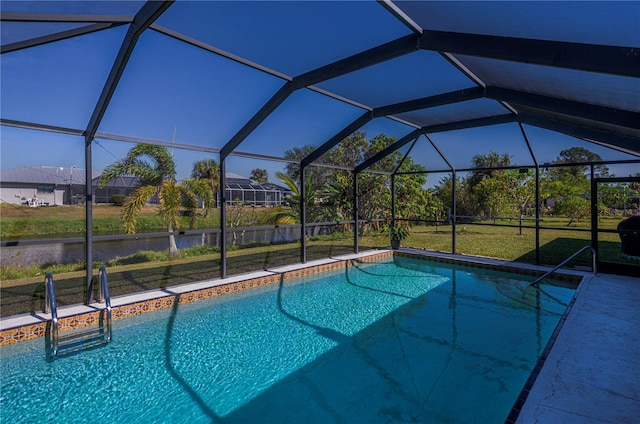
[1,226,303,266]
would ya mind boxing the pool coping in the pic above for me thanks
[504,274,585,424]
[0,248,586,346]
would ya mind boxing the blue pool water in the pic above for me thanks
[0,257,575,423]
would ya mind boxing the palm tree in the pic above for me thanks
[250,168,268,183]
[469,151,512,187]
[191,158,220,212]
[98,144,211,257]
[260,171,335,226]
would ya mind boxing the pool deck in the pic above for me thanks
[514,271,640,424]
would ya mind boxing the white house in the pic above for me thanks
[0,166,99,206]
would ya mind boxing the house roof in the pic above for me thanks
[225,173,291,193]
[0,166,100,186]
[0,167,291,192]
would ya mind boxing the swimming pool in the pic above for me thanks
[0,256,576,423]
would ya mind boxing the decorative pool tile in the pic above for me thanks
[394,251,582,284]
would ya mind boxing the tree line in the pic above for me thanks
[98,141,639,256]
[431,147,640,227]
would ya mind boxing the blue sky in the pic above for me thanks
[1,1,638,186]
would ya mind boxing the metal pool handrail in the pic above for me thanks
[44,273,59,359]
[528,246,597,288]
[44,268,112,361]
[98,266,113,342]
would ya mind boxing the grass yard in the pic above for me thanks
[404,216,635,268]
[0,203,224,238]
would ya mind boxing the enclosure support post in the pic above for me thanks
[85,140,94,305]
[534,166,540,264]
[590,164,598,258]
[391,174,396,230]
[220,158,227,278]
[300,165,307,263]
[451,172,457,254]
[354,171,359,254]
[519,123,540,265]
[426,134,456,254]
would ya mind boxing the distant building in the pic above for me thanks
[95,172,293,206]
[1,167,292,207]
[224,173,291,207]
[0,166,100,206]
[92,175,140,204]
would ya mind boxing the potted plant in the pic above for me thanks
[389,224,410,250]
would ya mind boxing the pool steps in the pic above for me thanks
[44,266,112,361]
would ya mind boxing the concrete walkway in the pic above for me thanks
[516,273,640,423]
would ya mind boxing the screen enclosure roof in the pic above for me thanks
[1,0,638,174]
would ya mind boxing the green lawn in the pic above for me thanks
[1,204,224,238]
[403,216,634,268]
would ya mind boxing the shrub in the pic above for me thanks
[107,250,167,265]
[179,245,220,258]
[389,224,410,241]
[111,194,126,206]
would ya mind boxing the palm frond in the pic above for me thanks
[178,184,200,229]
[121,185,158,234]
[159,180,181,231]
[125,144,176,178]
[98,158,157,188]
[275,171,299,195]
[259,211,298,225]
[183,178,214,208]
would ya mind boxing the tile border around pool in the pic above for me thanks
[0,250,391,346]
[394,250,584,284]
[0,249,583,346]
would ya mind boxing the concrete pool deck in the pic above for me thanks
[514,271,640,424]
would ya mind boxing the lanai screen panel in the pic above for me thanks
[395,98,510,128]
[423,123,538,170]
[522,126,640,165]
[395,1,639,46]
[1,126,85,172]
[453,56,640,112]
[154,0,410,77]
[352,135,418,174]
[97,29,284,149]
[0,1,144,15]
[393,135,451,174]
[238,88,366,159]
[517,106,640,143]
[316,118,416,171]
[316,50,477,108]
[358,118,417,142]
[1,22,91,45]
[1,26,126,129]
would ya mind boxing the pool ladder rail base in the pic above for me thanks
[527,246,597,289]
[44,266,112,361]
